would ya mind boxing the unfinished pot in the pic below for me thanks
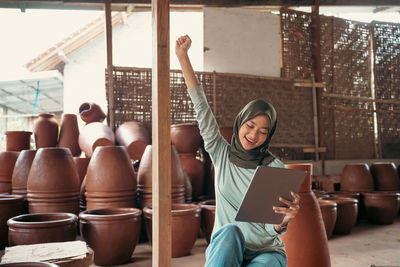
[370,162,400,191]
[200,199,215,244]
[58,113,81,157]
[33,113,58,149]
[79,208,142,266]
[78,122,115,157]
[0,194,24,250]
[179,153,204,201]
[115,121,150,161]
[219,126,233,143]
[7,212,77,246]
[362,191,399,225]
[143,203,201,258]
[170,123,201,154]
[79,102,106,124]
[5,131,32,152]
[73,157,90,187]
[318,199,337,239]
[0,151,20,194]
[340,163,374,192]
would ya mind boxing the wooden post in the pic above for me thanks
[152,0,171,266]
[311,74,320,161]
[104,0,115,130]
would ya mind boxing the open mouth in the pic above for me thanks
[244,136,256,145]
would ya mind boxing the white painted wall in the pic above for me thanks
[204,8,280,77]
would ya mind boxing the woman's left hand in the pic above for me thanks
[273,191,300,233]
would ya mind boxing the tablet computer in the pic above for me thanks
[235,165,307,224]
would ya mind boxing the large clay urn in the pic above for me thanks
[170,123,201,154]
[11,150,37,198]
[362,191,399,224]
[282,163,331,267]
[340,163,374,192]
[317,199,337,239]
[115,121,150,161]
[219,126,233,143]
[143,203,201,258]
[85,146,137,210]
[58,113,81,157]
[200,199,215,244]
[73,157,90,187]
[33,113,58,149]
[0,151,20,194]
[78,122,115,157]
[370,162,400,191]
[321,196,358,235]
[7,212,77,246]
[0,194,24,249]
[5,131,32,152]
[79,208,142,266]
[79,102,106,124]
[27,148,80,214]
[179,153,204,201]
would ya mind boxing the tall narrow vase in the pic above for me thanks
[58,113,81,157]
[33,113,58,149]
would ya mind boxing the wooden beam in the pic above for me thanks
[105,0,113,66]
[152,0,171,266]
[104,0,115,130]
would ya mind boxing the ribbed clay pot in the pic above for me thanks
[362,191,399,224]
[78,122,115,158]
[282,163,331,267]
[33,113,58,149]
[0,194,24,249]
[11,150,37,198]
[341,163,374,192]
[370,162,400,191]
[79,102,106,124]
[73,157,90,187]
[321,196,358,235]
[200,199,215,244]
[5,131,32,152]
[7,212,77,246]
[58,113,81,157]
[318,199,337,239]
[179,153,204,201]
[0,263,59,267]
[137,145,185,209]
[219,126,233,143]
[170,123,201,154]
[79,208,142,266]
[85,146,137,210]
[115,121,150,161]
[0,151,20,194]
[143,203,201,258]
[27,148,80,214]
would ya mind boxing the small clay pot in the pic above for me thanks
[115,121,150,161]
[200,199,215,244]
[219,126,233,143]
[179,153,204,201]
[79,102,106,124]
[58,113,81,156]
[78,122,115,157]
[170,123,201,154]
[0,263,59,267]
[33,113,59,149]
[0,151,20,194]
[322,196,358,235]
[73,157,90,187]
[362,191,400,225]
[341,163,374,192]
[79,208,142,266]
[318,199,337,239]
[7,212,77,246]
[370,162,400,191]
[0,194,24,249]
[5,131,32,152]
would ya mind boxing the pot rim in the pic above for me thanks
[0,194,24,202]
[322,196,359,204]
[361,191,400,197]
[79,207,142,221]
[143,203,201,216]
[318,199,338,207]
[5,131,32,135]
[170,122,199,128]
[0,262,59,267]
[7,213,78,228]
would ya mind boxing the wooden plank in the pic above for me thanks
[152,0,171,266]
[104,0,115,130]
[303,147,327,153]
[105,0,113,66]
[293,82,325,88]
[311,76,320,161]
[322,93,400,105]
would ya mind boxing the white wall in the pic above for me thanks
[204,8,280,77]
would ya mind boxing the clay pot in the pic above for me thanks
[78,122,115,157]
[200,199,215,244]
[79,208,142,266]
[58,113,81,157]
[321,196,358,235]
[5,131,32,152]
[0,151,20,194]
[199,144,215,198]
[183,171,192,203]
[313,189,330,198]
[73,157,90,187]
[115,121,150,161]
[170,123,201,154]
[179,153,204,201]
[27,148,80,214]
[340,163,374,192]
[143,203,201,258]
[7,212,77,246]
[33,113,58,149]
[362,191,399,224]
[282,163,331,267]
[0,263,59,267]
[318,199,337,239]
[0,194,24,249]
[85,146,137,210]
[219,126,233,143]
[79,102,106,124]
[370,162,400,191]
[11,150,37,198]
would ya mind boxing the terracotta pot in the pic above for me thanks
[85,146,137,210]
[79,102,106,124]
[282,163,331,267]
[362,191,399,224]
[328,191,363,220]
[200,199,215,244]
[340,163,374,192]
[115,121,150,161]
[183,171,192,203]
[170,123,201,154]
[321,196,358,235]
[0,151,20,194]
[313,189,330,198]
[11,150,37,198]
[370,162,400,191]
[219,126,233,143]
[179,153,204,201]
[27,148,80,214]
[78,122,115,157]
[5,131,32,152]
[0,194,24,249]
[79,208,142,266]
[33,113,58,149]
[58,113,81,157]
[73,157,90,187]
[7,212,77,246]
[143,203,201,258]
[318,199,337,239]
[0,263,59,267]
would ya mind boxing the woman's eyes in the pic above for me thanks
[246,124,254,129]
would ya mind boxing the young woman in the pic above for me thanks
[175,35,300,267]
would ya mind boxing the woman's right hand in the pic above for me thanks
[175,35,192,58]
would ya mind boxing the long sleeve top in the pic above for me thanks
[188,85,286,258]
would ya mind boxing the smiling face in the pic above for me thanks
[238,114,269,150]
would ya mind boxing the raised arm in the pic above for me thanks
[175,35,199,90]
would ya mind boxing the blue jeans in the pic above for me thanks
[205,223,287,267]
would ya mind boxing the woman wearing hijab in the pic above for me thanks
[175,35,300,267]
